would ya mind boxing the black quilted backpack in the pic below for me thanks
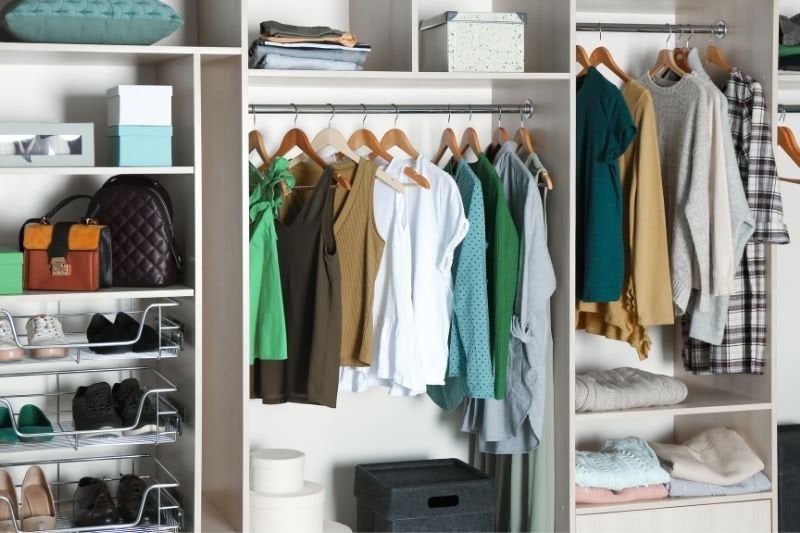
[89,176,182,287]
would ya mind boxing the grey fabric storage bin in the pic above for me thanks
[779,425,800,532]
[354,458,495,532]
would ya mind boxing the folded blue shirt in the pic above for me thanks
[576,437,671,491]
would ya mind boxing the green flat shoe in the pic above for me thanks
[18,405,53,443]
[0,407,18,444]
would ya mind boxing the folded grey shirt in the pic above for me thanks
[669,472,771,497]
[260,20,346,39]
[575,367,688,412]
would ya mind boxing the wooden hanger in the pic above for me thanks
[432,127,462,165]
[576,44,591,68]
[705,43,733,74]
[515,127,554,190]
[289,113,405,193]
[491,109,511,148]
[459,107,483,157]
[778,125,800,167]
[249,129,289,196]
[348,117,430,189]
[588,46,631,82]
[649,48,687,78]
[275,127,351,191]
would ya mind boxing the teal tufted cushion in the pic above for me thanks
[2,0,183,45]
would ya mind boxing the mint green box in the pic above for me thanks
[109,126,172,167]
[0,249,23,295]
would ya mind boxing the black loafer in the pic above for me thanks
[117,474,159,524]
[72,477,120,527]
[114,313,159,353]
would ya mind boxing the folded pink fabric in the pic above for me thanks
[575,484,669,504]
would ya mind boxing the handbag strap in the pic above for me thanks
[49,222,72,260]
[18,194,95,251]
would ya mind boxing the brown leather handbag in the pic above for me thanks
[19,195,112,291]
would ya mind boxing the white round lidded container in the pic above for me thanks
[249,481,324,533]
[250,449,305,494]
[323,520,353,532]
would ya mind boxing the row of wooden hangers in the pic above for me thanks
[576,30,733,83]
[249,106,554,195]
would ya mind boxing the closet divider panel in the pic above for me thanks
[200,53,247,533]
[350,0,414,71]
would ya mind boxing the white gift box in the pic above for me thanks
[107,85,173,127]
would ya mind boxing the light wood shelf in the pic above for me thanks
[0,43,241,66]
[0,166,194,176]
[248,69,571,88]
[575,387,770,420]
[779,72,800,90]
[0,285,194,304]
[576,493,773,515]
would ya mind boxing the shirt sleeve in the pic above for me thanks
[432,165,470,272]
[606,91,637,162]
[708,90,735,297]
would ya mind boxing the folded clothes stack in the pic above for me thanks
[650,427,772,498]
[780,15,800,71]
[575,367,688,412]
[249,20,372,71]
[575,437,670,504]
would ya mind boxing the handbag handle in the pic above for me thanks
[18,194,97,251]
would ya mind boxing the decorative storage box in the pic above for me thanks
[420,11,527,72]
[109,126,173,166]
[107,85,173,127]
[0,248,23,295]
[0,123,94,167]
[354,458,496,532]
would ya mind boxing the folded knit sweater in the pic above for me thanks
[576,437,670,491]
[575,367,688,412]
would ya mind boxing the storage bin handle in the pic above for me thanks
[428,495,459,509]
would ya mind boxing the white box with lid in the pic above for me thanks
[420,11,527,72]
[107,85,173,127]
[250,482,325,533]
[250,448,305,494]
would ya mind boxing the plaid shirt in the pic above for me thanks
[683,69,789,375]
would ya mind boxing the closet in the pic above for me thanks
[200,1,785,533]
[0,2,240,532]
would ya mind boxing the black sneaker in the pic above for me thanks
[72,477,120,527]
[114,313,159,353]
[117,474,159,524]
[112,378,159,436]
[86,314,131,354]
[72,382,122,433]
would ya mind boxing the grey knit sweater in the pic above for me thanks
[640,73,711,318]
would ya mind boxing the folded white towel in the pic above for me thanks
[651,427,765,486]
[575,367,688,412]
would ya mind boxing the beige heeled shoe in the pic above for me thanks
[20,467,55,532]
[0,469,19,533]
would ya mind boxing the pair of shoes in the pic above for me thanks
[86,313,158,355]
[73,474,158,526]
[0,466,56,532]
[0,316,68,362]
[0,405,53,444]
[72,379,159,436]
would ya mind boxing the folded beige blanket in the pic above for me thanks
[575,367,688,412]
[650,427,764,486]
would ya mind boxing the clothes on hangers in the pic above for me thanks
[683,66,790,375]
[576,79,673,359]
[461,142,555,455]
[427,159,493,410]
[249,160,294,363]
[251,161,342,408]
[339,154,468,395]
[576,67,636,304]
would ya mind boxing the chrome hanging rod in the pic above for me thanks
[248,101,534,118]
[576,20,727,39]
[779,104,800,114]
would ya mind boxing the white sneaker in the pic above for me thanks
[0,318,23,362]
[26,315,68,359]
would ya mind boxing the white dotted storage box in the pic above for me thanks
[419,11,527,73]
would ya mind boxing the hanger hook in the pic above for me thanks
[361,103,367,129]
[498,107,503,130]
[597,22,602,42]
[251,108,256,130]
[468,104,473,123]
[687,27,694,48]
[780,106,787,123]
[447,104,452,125]
[391,103,399,128]
[666,24,672,46]
[326,103,335,128]
[290,103,298,127]
[675,27,684,47]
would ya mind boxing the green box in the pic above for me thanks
[0,249,23,295]
[109,125,172,167]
